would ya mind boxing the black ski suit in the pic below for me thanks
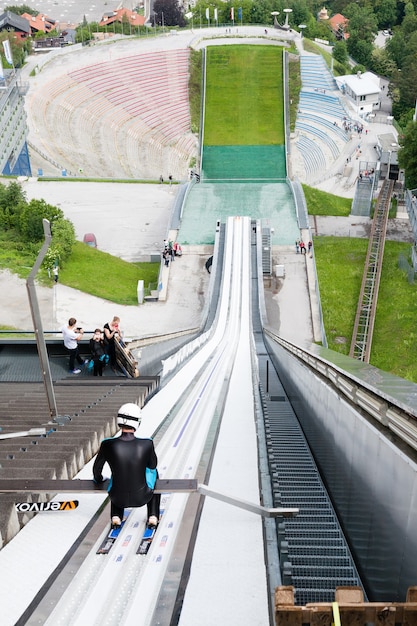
[93,431,160,521]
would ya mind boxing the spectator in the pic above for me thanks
[104,316,122,370]
[90,328,108,376]
[61,318,85,374]
[168,240,175,262]
[162,248,170,267]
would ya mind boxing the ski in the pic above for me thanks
[136,500,167,555]
[136,525,156,555]
[15,500,79,512]
[96,511,131,555]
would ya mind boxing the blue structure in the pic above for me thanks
[0,70,32,177]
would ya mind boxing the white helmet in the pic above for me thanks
[117,403,141,430]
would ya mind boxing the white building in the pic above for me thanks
[335,71,381,117]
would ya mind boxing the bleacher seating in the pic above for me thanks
[295,135,326,180]
[296,121,341,160]
[300,55,338,91]
[294,53,352,182]
[26,48,196,179]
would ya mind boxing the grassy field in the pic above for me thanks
[302,185,352,216]
[304,186,417,381]
[0,231,159,306]
[59,243,159,305]
[204,45,284,146]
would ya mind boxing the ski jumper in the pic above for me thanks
[93,431,160,521]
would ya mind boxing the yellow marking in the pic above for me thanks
[332,601,341,626]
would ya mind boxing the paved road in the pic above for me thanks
[22,180,176,262]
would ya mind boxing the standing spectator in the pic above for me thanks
[300,241,306,254]
[295,239,300,254]
[162,248,170,267]
[159,175,164,184]
[90,328,107,376]
[104,316,122,370]
[61,318,85,374]
[168,240,175,262]
[53,265,59,283]
[308,240,312,254]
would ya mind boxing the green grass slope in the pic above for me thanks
[204,45,284,146]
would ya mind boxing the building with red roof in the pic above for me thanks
[21,12,56,35]
[99,8,146,29]
[328,13,349,40]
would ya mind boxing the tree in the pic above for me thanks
[249,0,276,24]
[333,40,348,65]
[398,121,417,189]
[386,30,408,67]
[16,199,64,242]
[373,0,397,29]
[370,46,397,77]
[153,0,186,27]
[0,33,28,68]
[4,4,36,15]
[347,37,374,66]
[0,181,26,229]
[344,3,378,65]
[50,218,76,265]
[344,3,378,42]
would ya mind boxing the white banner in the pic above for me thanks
[214,8,218,21]
[205,8,209,19]
[3,40,13,66]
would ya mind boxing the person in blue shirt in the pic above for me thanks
[93,403,160,529]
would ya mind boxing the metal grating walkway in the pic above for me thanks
[256,355,363,605]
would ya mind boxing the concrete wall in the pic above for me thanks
[265,336,417,602]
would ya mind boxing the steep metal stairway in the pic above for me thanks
[349,178,394,362]
[261,224,272,275]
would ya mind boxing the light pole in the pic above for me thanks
[283,8,292,30]
[298,24,306,38]
[271,11,279,28]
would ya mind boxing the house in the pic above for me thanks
[0,11,31,40]
[99,8,146,29]
[336,71,381,117]
[21,13,56,35]
[328,13,349,40]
